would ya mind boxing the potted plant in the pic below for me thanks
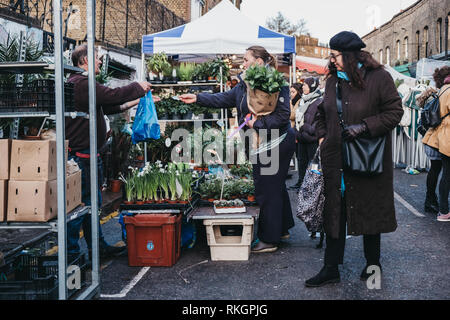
[110,130,132,193]
[208,58,230,83]
[147,53,171,83]
[244,64,288,115]
[210,108,220,119]
[120,170,136,204]
[167,101,180,120]
[155,99,169,120]
[192,63,208,83]
[177,103,191,120]
[176,62,196,83]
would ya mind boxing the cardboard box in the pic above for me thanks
[7,170,82,222]
[0,180,7,222]
[66,170,82,214]
[9,140,68,181]
[0,139,12,180]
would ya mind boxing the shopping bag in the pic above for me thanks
[131,91,160,144]
[296,147,325,233]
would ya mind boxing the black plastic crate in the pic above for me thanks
[0,253,88,300]
[0,82,38,113]
[33,79,75,112]
[0,80,75,113]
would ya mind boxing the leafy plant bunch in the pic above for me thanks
[208,58,230,82]
[245,64,288,94]
[147,53,171,74]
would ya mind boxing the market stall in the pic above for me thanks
[119,0,296,264]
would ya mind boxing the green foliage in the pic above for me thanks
[208,58,230,82]
[192,63,209,81]
[245,64,288,94]
[147,53,171,74]
[176,62,196,81]
[0,33,43,84]
[111,130,132,179]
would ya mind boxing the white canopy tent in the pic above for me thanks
[139,0,296,161]
[140,0,296,83]
[141,0,296,56]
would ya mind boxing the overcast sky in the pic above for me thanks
[240,0,418,44]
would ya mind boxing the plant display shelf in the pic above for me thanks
[149,82,219,88]
[0,205,91,231]
[0,111,88,119]
[0,62,84,74]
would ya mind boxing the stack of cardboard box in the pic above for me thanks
[0,139,11,222]
[2,139,82,222]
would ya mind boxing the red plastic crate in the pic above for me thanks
[124,213,182,267]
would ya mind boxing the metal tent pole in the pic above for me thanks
[142,52,148,163]
[53,0,68,300]
[87,0,100,292]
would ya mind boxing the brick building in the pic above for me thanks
[296,34,330,59]
[0,0,243,51]
[362,0,450,66]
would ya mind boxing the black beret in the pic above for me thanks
[329,31,366,52]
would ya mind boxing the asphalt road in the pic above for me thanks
[96,168,450,300]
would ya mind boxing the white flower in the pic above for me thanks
[160,168,165,173]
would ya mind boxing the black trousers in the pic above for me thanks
[324,197,381,266]
[439,153,450,214]
[426,159,442,202]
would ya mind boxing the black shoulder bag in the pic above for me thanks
[336,81,386,176]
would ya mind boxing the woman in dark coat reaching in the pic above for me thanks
[305,31,403,287]
[179,46,296,253]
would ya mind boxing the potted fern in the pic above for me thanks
[147,53,171,83]
[177,62,196,83]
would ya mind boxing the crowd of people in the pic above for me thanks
[65,29,449,288]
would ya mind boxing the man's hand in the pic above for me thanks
[120,98,140,111]
[153,96,161,103]
[139,81,152,93]
[342,123,368,141]
[179,94,197,104]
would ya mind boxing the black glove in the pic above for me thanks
[342,123,368,141]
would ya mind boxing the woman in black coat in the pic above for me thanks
[180,46,296,253]
[305,32,403,287]
[290,77,323,190]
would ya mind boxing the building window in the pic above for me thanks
[437,18,443,53]
[416,31,420,60]
[386,47,390,66]
[396,40,401,60]
[424,26,429,57]
[314,48,318,54]
[379,49,383,64]
[404,37,408,60]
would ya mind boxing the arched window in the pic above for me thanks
[404,37,409,61]
[396,40,401,60]
[386,46,391,65]
[437,18,443,53]
[416,31,421,60]
[424,26,429,57]
[379,49,383,64]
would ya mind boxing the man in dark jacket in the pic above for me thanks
[66,44,152,259]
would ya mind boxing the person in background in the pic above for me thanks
[417,87,442,215]
[66,44,152,260]
[289,83,303,188]
[179,45,296,253]
[422,66,450,222]
[289,77,322,191]
[305,31,403,287]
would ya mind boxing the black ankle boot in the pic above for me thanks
[360,263,382,281]
[305,265,340,287]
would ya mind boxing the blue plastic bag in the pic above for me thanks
[131,91,160,144]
